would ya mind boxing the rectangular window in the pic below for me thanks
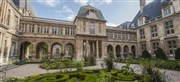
[152,42,159,54]
[151,25,158,37]
[141,43,146,51]
[83,21,86,32]
[89,22,95,34]
[99,23,101,33]
[7,9,11,25]
[163,6,171,16]
[140,29,145,39]
[138,17,144,26]
[3,40,7,58]
[165,20,174,35]
[14,15,18,29]
[168,40,177,56]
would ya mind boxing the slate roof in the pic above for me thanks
[117,21,131,29]
[77,5,105,20]
[161,0,171,5]
[11,0,37,16]
[131,0,162,27]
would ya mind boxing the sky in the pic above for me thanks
[31,0,153,26]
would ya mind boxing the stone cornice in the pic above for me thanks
[0,23,9,30]
[21,16,74,26]
[75,16,107,22]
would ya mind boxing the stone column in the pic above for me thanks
[48,43,51,58]
[76,39,83,61]
[96,41,99,58]
[113,45,116,58]
[32,42,37,59]
[0,33,4,64]
[34,25,38,33]
[86,40,88,56]
[0,32,2,52]
[6,38,12,63]
[121,46,124,59]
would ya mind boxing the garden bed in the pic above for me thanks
[118,58,180,71]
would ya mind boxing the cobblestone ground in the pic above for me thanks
[4,63,180,82]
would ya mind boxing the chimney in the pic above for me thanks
[140,0,146,13]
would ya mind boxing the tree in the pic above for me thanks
[155,47,167,60]
[142,50,151,58]
[175,48,180,60]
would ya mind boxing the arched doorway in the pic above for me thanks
[107,45,113,57]
[65,43,74,58]
[116,45,121,58]
[36,42,48,59]
[131,46,136,54]
[124,45,129,58]
[131,46,136,58]
[51,43,62,58]
[20,42,32,60]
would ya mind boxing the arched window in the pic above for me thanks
[56,48,59,55]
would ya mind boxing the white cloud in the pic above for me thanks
[106,22,118,27]
[56,5,75,21]
[74,0,89,5]
[65,14,76,21]
[37,0,61,7]
[74,0,112,6]
[56,5,73,14]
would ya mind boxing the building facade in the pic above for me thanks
[0,0,179,65]
[131,0,180,59]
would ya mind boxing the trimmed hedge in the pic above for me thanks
[155,47,167,60]
[27,73,69,82]
[142,50,151,59]
[175,48,180,60]
[66,77,77,82]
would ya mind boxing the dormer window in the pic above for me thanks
[138,16,146,26]
[87,10,96,19]
[163,6,171,16]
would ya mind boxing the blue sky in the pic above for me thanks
[31,0,153,26]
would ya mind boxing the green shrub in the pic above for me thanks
[117,73,135,81]
[175,48,180,60]
[142,50,151,59]
[27,73,69,82]
[75,61,84,71]
[83,74,97,82]
[66,77,77,82]
[143,74,152,82]
[111,70,118,75]
[155,47,167,60]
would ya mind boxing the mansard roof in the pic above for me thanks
[131,0,162,27]
[161,0,171,5]
[117,21,131,29]
[77,5,105,20]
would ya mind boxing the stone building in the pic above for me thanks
[131,0,180,59]
[0,0,179,65]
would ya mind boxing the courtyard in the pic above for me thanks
[1,61,180,82]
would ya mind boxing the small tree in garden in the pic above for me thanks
[155,47,167,60]
[142,50,151,58]
[175,48,180,60]
[105,53,114,71]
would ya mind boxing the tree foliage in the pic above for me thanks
[175,48,180,60]
[142,50,151,59]
[155,47,167,60]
